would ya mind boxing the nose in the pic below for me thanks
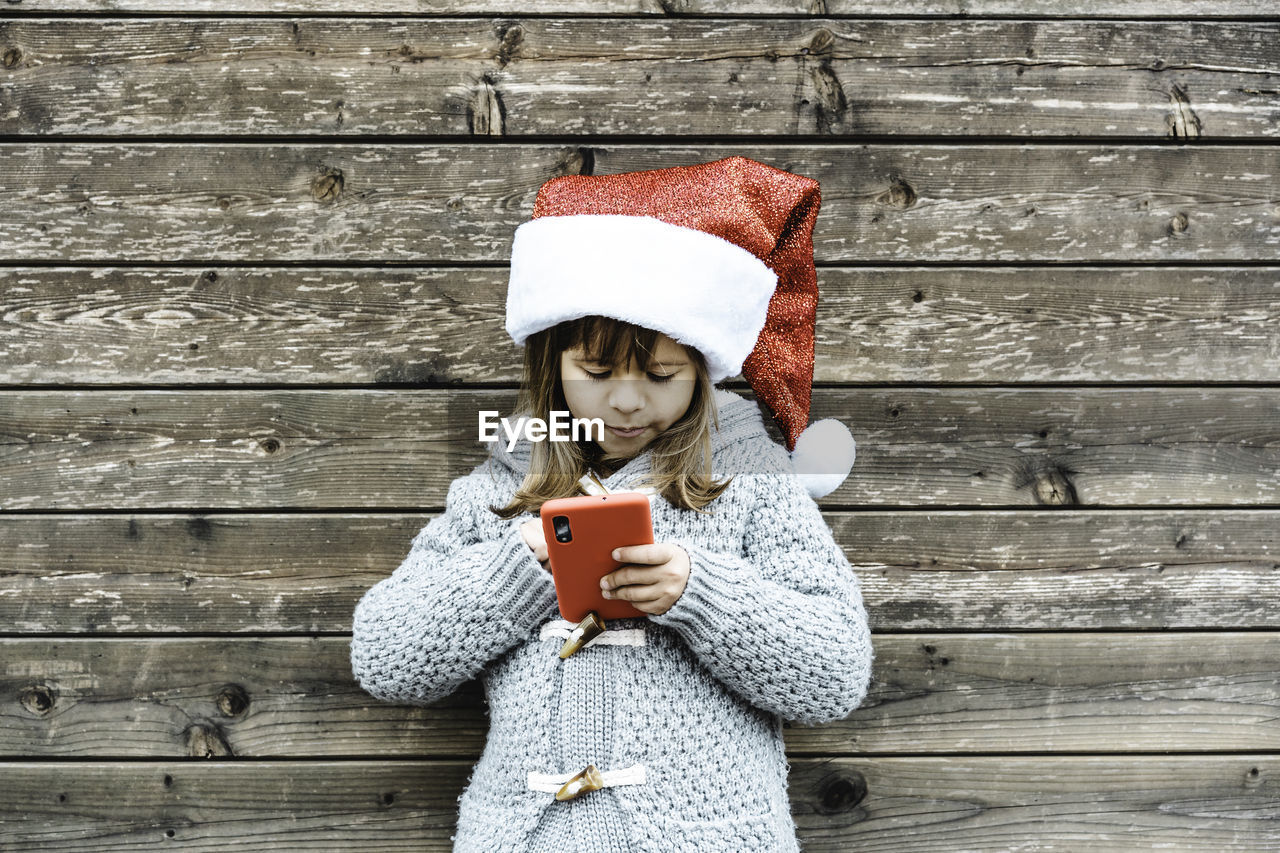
[607,379,645,413]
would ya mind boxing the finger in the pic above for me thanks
[624,585,666,603]
[606,581,662,602]
[602,566,659,590]
[611,544,669,566]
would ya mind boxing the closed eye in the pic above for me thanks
[584,370,675,383]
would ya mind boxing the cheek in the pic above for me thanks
[560,383,596,417]
[666,385,695,417]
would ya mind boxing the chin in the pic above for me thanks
[595,440,637,458]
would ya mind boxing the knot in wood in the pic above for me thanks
[1032,466,1078,506]
[1168,212,1189,235]
[817,770,868,814]
[876,179,917,209]
[808,63,848,132]
[469,74,505,136]
[3,48,22,68]
[19,684,57,715]
[184,722,233,758]
[494,22,523,66]
[312,169,344,203]
[216,684,250,717]
[560,147,595,178]
[807,28,835,57]
[185,516,213,541]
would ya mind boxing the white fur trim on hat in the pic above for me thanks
[506,214,777,383]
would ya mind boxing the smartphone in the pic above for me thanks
[539,491,655,621]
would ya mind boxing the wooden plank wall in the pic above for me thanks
[1,3,1278,851]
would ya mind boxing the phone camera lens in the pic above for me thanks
[552,515,572,543]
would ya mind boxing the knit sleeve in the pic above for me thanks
[648,470,873,726]
[349,463,559,706]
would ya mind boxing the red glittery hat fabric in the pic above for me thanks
[529,156,821,452]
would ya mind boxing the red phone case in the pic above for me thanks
[540,491,655,621]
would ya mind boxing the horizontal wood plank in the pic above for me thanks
[0,757,1274,851]
[1,510,1277,632]
[3,19,1276,138]
[1,9,1271,850]
[1,145,1276,261]
[1,388,1277,510]
[5,2,1277,16]
[1,633,1276,755]
[4,265,1279,385]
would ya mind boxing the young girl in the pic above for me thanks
[350,156,872,852]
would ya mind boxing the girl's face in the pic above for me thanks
[559,332,696,459]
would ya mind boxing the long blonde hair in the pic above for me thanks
[490,315,733,518]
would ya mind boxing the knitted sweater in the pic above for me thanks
[349,388,874,852]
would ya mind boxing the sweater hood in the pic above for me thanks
[485,388,779,484]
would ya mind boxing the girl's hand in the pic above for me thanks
[519,520,551,573]
[601,543,690,616]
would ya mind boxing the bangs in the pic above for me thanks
[556,315,675,371]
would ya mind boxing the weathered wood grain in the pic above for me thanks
[2,504,1280,630]
[0,145,1276,262]
[4,1,1277,16]
[790,632,1280,753]
[2,633,1276,756]
[2,510,1276,632]
[0,5,1271,850]
[3,19,1276,137]
[0,757,1274,851]
[845,509,1280,630]
[1,388,1277,510]
[4,265,1279,385]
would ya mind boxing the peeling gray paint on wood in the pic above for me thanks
[1,7,1276,850]
[0,633,1277,754]
[0,388,1278,509]
[2,510,1277,632]
[2,265,1278,384]
[0,758,1274,850]
[2,19,1275,137]
[5,1,1279,14]
[0,144,1277,261]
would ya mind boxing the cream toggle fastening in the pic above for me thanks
[528,763,648,797]
[558,611,606,659]
[541,618,647,649]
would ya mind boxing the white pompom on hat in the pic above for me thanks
[505,156,855,498]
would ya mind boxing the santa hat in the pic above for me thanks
[504,156,855,499]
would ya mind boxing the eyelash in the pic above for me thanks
[584,370,675,383]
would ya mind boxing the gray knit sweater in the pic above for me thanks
[349,388,873,852]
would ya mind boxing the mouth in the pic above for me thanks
[606,425,647,438]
